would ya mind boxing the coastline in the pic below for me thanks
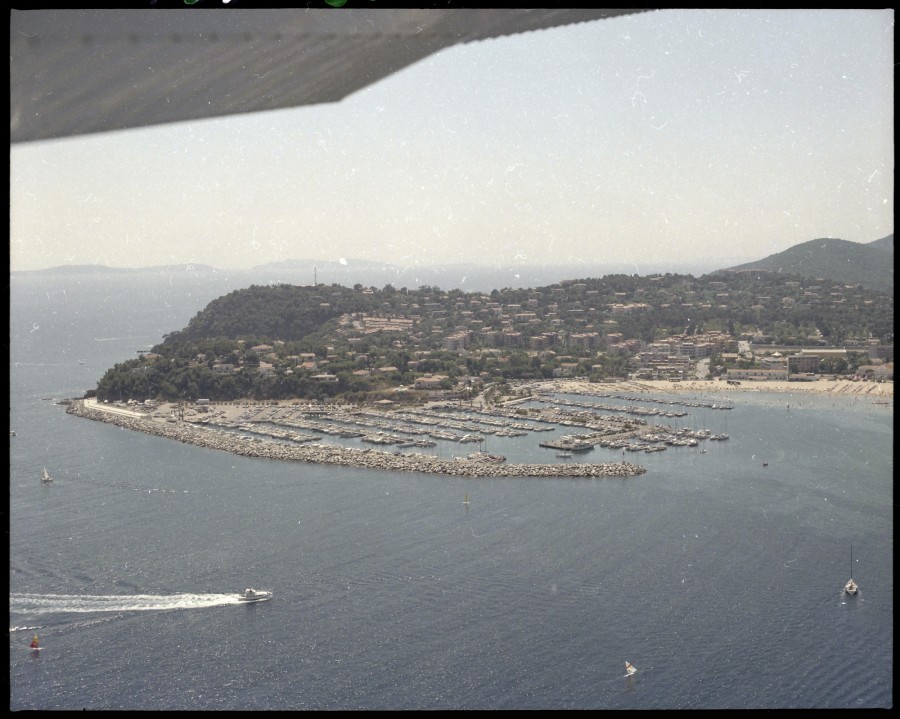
[65,399,646,479]
[529,378,893,399]
[62,377,890,475]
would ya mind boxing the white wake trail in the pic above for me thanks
[10,592,245,614]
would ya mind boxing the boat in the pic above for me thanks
[238,587,273,603]
[41,467,52,483]
[467,451,506,463]
[463,493,470,505]
[625,661,637,677]
[30,633,40,650]
[556,450,573,458]
[844,546,858,595]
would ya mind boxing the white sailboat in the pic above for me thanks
[41,467,52,483]
[625,661,637,677]
[844,545,858,595]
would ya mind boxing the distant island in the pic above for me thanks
[15,234,893,294]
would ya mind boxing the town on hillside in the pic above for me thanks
[90,272,893,407]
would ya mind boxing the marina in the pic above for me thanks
[60,382,755,474]
[65,399,647,478]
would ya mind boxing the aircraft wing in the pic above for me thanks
[10,8,652,144]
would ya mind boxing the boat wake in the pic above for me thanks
[10,592,247,614]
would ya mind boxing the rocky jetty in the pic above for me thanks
[66,400,646,479]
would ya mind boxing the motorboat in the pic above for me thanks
[238,587,273,603]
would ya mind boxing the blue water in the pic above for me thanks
[9,274,893,709]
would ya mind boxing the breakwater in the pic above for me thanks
[66,400,646,478]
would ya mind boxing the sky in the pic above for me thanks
[9,8,894,273]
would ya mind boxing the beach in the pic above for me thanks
[531,378,893,399]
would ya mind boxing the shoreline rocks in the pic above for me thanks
[65,400,646,479]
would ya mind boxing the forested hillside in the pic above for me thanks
[162,284,374,345]
[719,235,893,293]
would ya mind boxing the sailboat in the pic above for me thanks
[41,467,52,483]
[30,633,41,650]
[844,545,858,595]
[625,661,637,677]
[462,493,470,505]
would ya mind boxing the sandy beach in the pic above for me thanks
[533,378,892,399]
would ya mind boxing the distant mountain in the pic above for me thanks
[244,259,734,293]
[868,234,894,254]
[14,258,746,292]
[19,264,138,275]
[15,263,220,276]
[715,235,893,293]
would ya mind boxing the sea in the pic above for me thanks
[9,271,893,710]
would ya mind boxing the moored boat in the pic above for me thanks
[467,451,506,463]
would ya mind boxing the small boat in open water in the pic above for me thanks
[844,546,858,595]
[42,467,52,483]
[625,661,637,677]
[238,588,273,603]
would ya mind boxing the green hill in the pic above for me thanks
[718,235,893,293]
[161,284,374,345]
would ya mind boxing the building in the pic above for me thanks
[788,353,820,374]
[724,368,788,381]
[414,374,448,389]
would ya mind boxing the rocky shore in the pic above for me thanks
[65,400,646,479]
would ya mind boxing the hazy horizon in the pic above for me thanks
[10,255,758,275]
[10,8,894,273]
